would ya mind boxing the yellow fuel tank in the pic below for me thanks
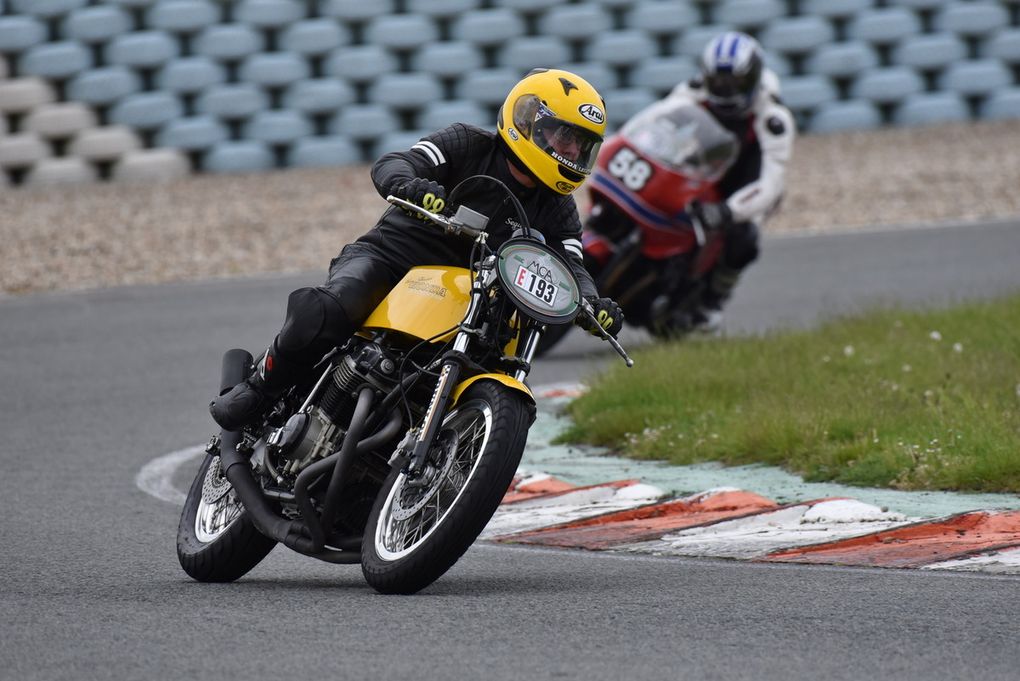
[362,266,472,343]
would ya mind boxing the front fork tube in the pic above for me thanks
[514,325,542,382]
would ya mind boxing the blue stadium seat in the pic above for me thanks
[498,37,569,72]
[366,14,439,50]
[851,67,925,104]
[0,16,48,53]
[939,60,1013,96]
[157,58,227,94]
[195,83,269,119]
[19,42,93,80]
[235,0,306,28]
[935,2,1009,37]
[156,116,229,150]
[760,17,835,54]
[892,33,967,69]
[631,56,698,92]
[625,0,700,36]
[602,89,657,129]
[368,73,443,109]
[283,79,355,114]
[288,136,362,167]
[982,29,1020,63]
[715,0,785,27]
[453,69,519,106]
[243,110,313,144]
[848,8,922,45]
[66,67,141,106]
[105,31,180,69]
[325,45,397,82]
[194,24,265,61]
[419,101,490,130]
[317,0,395,21]
[204,141,275,173]
[146,0,221,33]
[801,0,872,18]
[539,5,611,40]
[809,100,882,133]
[453,9,526,46]
[408,0,482,16]
[980,88,1020,120]
[10,0,86,19]
[806,42,879,78]
[239,53,311,88]
[894,92,969,126]
[559,62,618,91]
[280,19,349,55]
[109,92,184,129]
[765,52,792,78]
[673,25,734,59]
[414,42,483,78]
[330,104,400,141]
[61,6,132,44]
[374,131,434,159]
[585,30,657,67]
[888,0,952,8]
[779,75,838,111]
[487,0,566,10]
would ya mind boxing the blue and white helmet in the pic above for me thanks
[699,32,764,119]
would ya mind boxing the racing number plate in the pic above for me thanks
[496,238,580,325]
[513,265,558,306]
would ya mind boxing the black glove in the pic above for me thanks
[394,178,447,218]
[688,200,732,232]
[577,296,624,339]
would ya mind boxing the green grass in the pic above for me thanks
[558,294,1020,493]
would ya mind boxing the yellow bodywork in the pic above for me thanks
[451,374,534,405]
[362,266,472,343]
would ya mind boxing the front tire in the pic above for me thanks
[361,382,532,594]
[176,454,277,582]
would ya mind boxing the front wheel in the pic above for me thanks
[361,381,532,594]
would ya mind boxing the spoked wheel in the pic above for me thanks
[176,454,276,582]
[361,381,531,594]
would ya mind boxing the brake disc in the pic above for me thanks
[201,457,233,505]
[391,430,459,521]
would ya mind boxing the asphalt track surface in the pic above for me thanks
[3,220,1020,680]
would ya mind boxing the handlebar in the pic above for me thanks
[579,298,634,368]
[385,195,486,240]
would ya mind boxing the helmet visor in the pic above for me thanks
[532,112,603,176]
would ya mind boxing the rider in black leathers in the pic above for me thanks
[211,69,624,430]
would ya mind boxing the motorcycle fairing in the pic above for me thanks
[450,374,534,406]
[362,266,472,343]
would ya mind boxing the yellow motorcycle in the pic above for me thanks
[176,176,632,594]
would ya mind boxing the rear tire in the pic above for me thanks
[361,382,532,594]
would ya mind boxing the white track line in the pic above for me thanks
[135,444,205,505]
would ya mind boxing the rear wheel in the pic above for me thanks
[361,381,532,594]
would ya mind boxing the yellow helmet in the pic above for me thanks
[497,68,607,195]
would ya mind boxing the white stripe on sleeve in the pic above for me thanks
[562,239,583,259]
[411,140,446,166]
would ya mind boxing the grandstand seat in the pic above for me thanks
[498,37,570,72]
[848,8,922,45]
[238,53,311,88]
[765,52,792,78]
[602,89,657,129]
[939,60,1013,96]
[280,19,349,55]
[203,142,274,174]
[539,5,611,40]
[325,45,397,82]
[195,83,269,119]
[414,42,483,78]
[330,105,400,141]
[892,33,968,70]
[850,67,925,104]
[10,0,86,19]
[760,17,835,54]
[0,16,47,53]
[146,0,221,33]
[625,0,700,36]
[316,0,395,21]
[559,62,618,91]
[25,103,97,139]
[801,0,872,18]
[779,75,838,111]
[69,126,142,162]
[105,31,180,69]
[283,79,355,114]
[243,110,313,145]
[113,149,191,182]
[497,0,568,10]
[631,56,699,92]
[61,6,132,44]
[157,58,227,94]
[673,26,734,59]
[0,56,7,81]
[19,42,93,80]
[585,30,657,67]
[287,136,362,167]
[453,9,526,46]
[980,88,1020,120]
[453,69,519,106]
[407,0,482,17]
[715,0,785,28]
[66,67,141,106]
[807,42,880,78]
[887,0,952,8]
[0,78,57,114]
[0,133,52,169]
[25,158,98,187]
[194,24,266,61]
[809,100,882,133]
[366,14,439,51]
[935,2,1009,37]
[419,101,490,130]
[894,92,970,126]
[156,116,229,150]
[235,0,306,28]
[374,131,434,158]
[982,29,1020,63]
[368,73,443,109]
[109,92,185,130]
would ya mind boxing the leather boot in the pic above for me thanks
[209,343,296,430]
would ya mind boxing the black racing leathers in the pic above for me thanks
[271,123,599,370]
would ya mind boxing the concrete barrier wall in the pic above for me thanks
[1,0,1019,187]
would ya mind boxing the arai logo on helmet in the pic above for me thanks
[578,103,605,125]
[507,128,519,141]
[556,181,575,193]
